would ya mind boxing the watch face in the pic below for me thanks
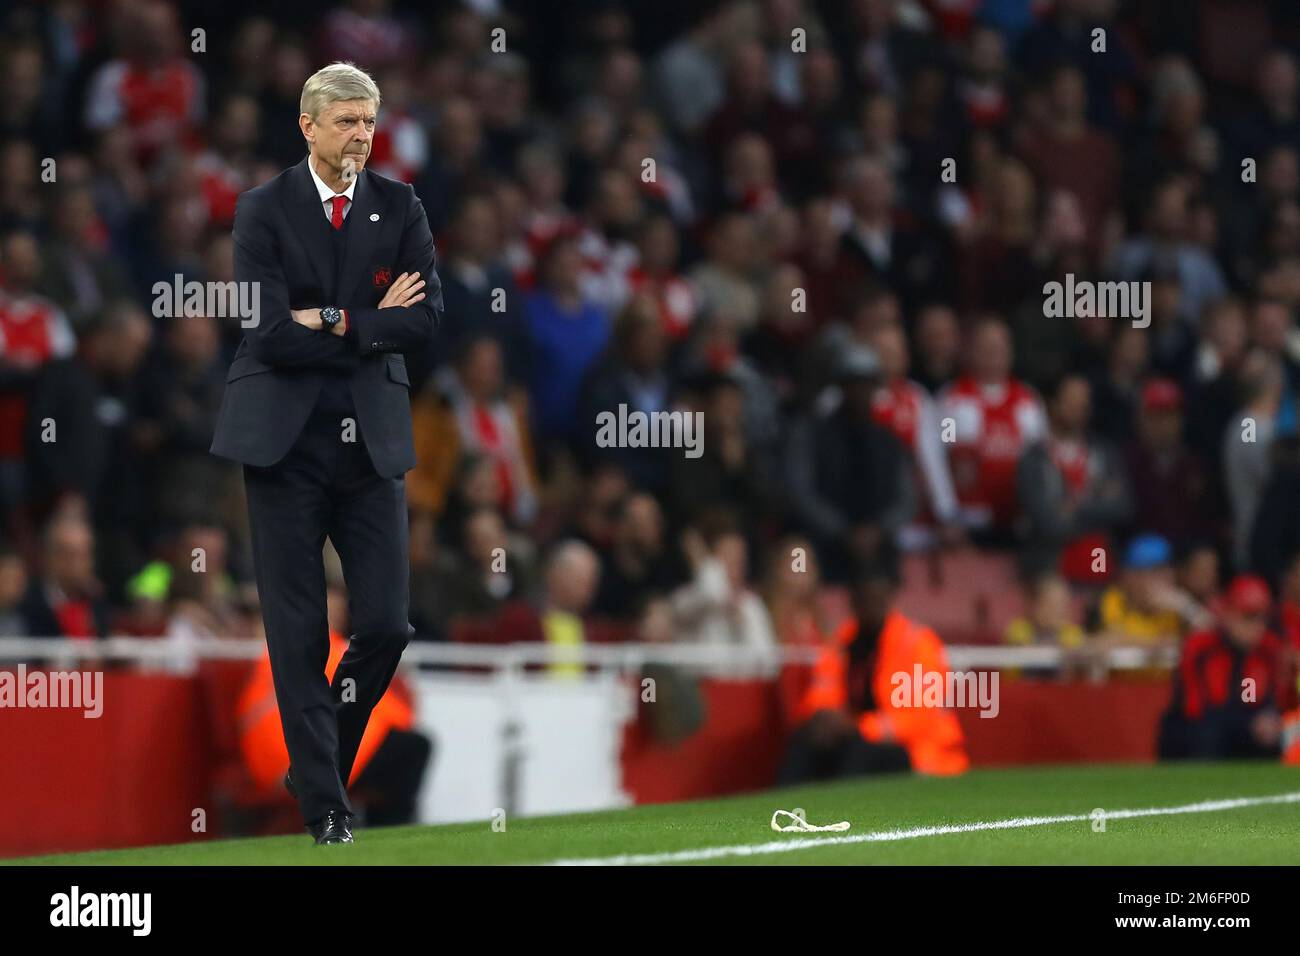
[321,307,340,327]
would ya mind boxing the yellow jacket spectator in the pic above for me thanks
[1005,574,1085,649]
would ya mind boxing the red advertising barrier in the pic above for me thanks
[0,667,1173,857]
[0,672,210,858]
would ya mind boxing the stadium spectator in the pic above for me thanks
[626,212,697,341]
[1178,543,1224,617]
[579,293,673,490]
[590,492,678,621]
[761,533,825,647]
[421,505,533,632]
[1250,436,1300,586]
[635,591,707,743]
[1123,378,1217,552]
[156,527,241,675]
[24,300,152,596]
[1143,265,1196,381]
[82,1,205,170]
[409,334,539,532]
[690,211,761,331]
[134,311,233,534]
[420,193,527,390]
[1159,574,1285,760]
[649,2,739,136]
[1230,50,1300,161]
[1017,373,1132,581]
[739,262,817,401]
[1272,550,1300,712]
[836,153,950,311]
[319,0,414,81]
[939,317,1046,541]
[785,343,912,581]
[1085,325,1148,447]
[20,508,110,640]
[523,231,612,447]
[463,539,619,678]
[866,320,960,550]
[0,230,78,516]
[1187,297,1251,476]
[910,301,961,394]
[40,184,132,332]
[956,157,1040,315]
[412,96,490,236]
[0,544,29,637]
[577,167,641,309]
[780,560,969,783]
[670,519,777,671]
[1020,64,1120,249]
[1093,533,1205,652]
[666,367,777,535]
[1223,349,1289,567]
[1109,177,1227,327]
[1004,573,1086,651]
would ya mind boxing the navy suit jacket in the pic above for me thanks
[210,157,442,478]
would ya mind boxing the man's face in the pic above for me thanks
[302,98,376,181]
[48,524,95,593]
[620,496,662,553]
[1141,407,1182,450]
[1224,609,1267,650]
[852,578,894,635]
[1,233,41,290]
[1125,566,1171,608]
[971,323,1012,381]
[1053,377,1091,432]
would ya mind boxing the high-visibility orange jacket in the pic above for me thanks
[797,609,970,775]
[237,631,416,792]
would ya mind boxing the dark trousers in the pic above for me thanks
[243,404,413,826]
[778,717,912,786]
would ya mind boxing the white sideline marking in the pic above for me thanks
[545,790,1300,866]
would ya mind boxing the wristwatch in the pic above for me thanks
[320,306,345,332]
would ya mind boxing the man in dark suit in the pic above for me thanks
[210,62,442,844]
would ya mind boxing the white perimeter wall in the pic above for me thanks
[409,671,635,824]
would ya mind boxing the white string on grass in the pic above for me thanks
[770,809,851,833]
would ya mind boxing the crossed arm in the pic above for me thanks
[290,271,427,337]
[233,185,440,369]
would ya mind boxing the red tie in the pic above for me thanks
[330,195,347,230]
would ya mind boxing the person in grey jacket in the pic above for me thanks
[784,345,914,582]
[1017,374,1134,580]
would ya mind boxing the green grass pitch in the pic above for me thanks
[9,763,1300,865]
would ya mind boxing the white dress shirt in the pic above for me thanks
[307,158,356,223]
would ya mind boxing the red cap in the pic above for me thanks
[1225,574,1271,615]
[1142,378,1183,412]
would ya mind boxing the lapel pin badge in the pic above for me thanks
[370,213,380,221]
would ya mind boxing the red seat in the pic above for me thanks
[896,549,1022,644]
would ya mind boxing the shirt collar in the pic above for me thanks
[307,156,357,204]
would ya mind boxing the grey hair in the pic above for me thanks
[300,61,381,120]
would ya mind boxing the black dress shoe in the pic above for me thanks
[309,809,354,845]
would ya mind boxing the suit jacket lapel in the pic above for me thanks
[338,170,391,310]
[283,156,335,299]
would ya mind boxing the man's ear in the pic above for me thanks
[299,112,314,144]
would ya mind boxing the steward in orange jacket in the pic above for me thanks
[238,630,416,792]
[781,565,969,782]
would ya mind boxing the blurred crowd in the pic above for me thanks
[2,0,1300,744]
